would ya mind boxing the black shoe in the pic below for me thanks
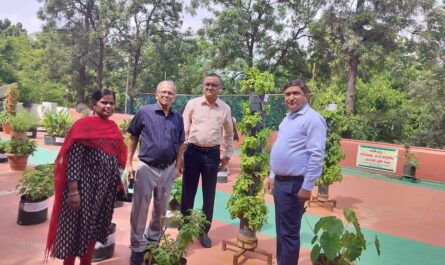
[198,234,212,248]
[130,251,144,265]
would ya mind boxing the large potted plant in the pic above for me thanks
[312,85,347,201]
[42,110,73,145]
[16,165,54,225]
[144,209,208,265]
[0,138,37,171]
[10,110,39,139]
[310,208,381,265]
[227,68,275,249]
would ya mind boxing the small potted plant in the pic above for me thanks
[310,208,381,265]
[165,178,183,228]
[10,110,39,139]
[0,138,37,171]
[42,110,73,145]
[402,145,420,179]
[16,165,54,225]
[0,111,13,134]
[144,209,208,265]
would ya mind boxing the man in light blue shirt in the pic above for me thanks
[266,79,326,265]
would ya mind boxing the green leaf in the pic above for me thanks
[310,244,321,262]
[320,232,342,260]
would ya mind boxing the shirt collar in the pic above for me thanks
[155,102,173,115]
[287,103,310,119]
[200,96,220,107]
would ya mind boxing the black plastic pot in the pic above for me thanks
[43,135,56,145]
[17,196,48,225]
[92,223,116,262]
[26,129,37,138]
[403,164,416,177]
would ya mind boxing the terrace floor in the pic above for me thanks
[1,130,445,265]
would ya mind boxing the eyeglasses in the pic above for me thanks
[204,83,220,88]
[157,90,175,96]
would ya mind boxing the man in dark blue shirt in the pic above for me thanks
[266,79,326,265]
[126,81,185,265]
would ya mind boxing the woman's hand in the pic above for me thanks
[67,191,81,212]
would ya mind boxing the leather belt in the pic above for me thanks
[146,161,174,170]
[189,143,220,152]
[275,175,304,182]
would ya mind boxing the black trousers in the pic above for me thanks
[180,145,220,233]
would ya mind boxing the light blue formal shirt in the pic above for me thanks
[269,103,327,191]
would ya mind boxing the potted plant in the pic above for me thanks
[16,165,54,225]
[10,110,39,139]
[2,84,18,133]
[227,68,275,249]
[118,119,132,147]
[144,209,208,265]
[42,110,73,145]
[0,138,37,171]
[165,178,183,228]
[0,111,13,134]
[402,145,420,179]
[310,208,381,265]
[312,85,347,201]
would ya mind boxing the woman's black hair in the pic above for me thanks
[91,89,115,106]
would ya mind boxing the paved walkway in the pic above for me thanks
[1,131,445,264]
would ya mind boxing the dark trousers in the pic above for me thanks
[273,178,305,265]
[180,145,220,233]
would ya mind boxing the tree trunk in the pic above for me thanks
[346,50,359,114]
[97,37,105,89]
[78,64,86,103]
[131,43,141,90]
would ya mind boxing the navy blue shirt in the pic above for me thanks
[127,103,185,165]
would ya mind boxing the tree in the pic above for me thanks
[0,19,27,38]
[114,0,184,90]
[310,0,434,114]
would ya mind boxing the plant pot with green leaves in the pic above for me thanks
[310,208,381,265]
[144,209,208,265]
[0,138,37,171]
[312,86,347,201]
[42,110,73,145]
[227,68,275,250]
[402,145,420,179]
[0,111,13,134]
[165,178,183,228]
[16,165,54,225]
[10,110,39,139]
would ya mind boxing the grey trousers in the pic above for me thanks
[130,161,176,252]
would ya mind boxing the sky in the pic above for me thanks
[0,0,207,33]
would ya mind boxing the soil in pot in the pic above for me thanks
[17,195,48,225]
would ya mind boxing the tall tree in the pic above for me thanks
[38,0,121,102]
[114,0,183,90]
[195,0,322,75]
[310,0,434,114]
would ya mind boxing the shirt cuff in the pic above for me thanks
[301,179,315,191]
[269,171,275,180]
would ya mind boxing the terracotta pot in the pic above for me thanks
[2,123,12,134]
[6,154,29,171]
[11,131,28,139]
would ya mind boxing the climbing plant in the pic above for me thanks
[227,68,276,231]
